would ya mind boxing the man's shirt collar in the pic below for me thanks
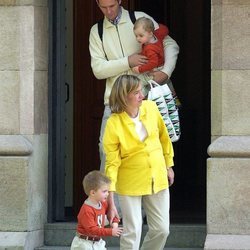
[108,6,122,25]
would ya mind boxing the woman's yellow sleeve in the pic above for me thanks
[103,118,121,191]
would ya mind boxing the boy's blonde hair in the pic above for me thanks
[109,75,141,113]
[83,170,111,196]
[133,17,155,33]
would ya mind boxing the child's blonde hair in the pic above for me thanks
[83,170,111,195]
[133,17,155,33]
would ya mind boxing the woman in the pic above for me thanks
[103,75,174,250]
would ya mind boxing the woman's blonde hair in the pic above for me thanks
[109,75,141,113]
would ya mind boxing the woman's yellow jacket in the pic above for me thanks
[103,100,174,196]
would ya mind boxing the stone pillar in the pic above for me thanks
[205,1,250,249]
[0,1,48,249]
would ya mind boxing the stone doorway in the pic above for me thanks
[49,0,211,224]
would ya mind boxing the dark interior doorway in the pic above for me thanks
[73,0,210,223]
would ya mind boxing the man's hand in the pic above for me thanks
[128,53,148,68]
[167,167,175,186]
[149,71,169,84]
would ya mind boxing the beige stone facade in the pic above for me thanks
[205,0,250,249]
[0,1,48,249]
[0,0,249,249]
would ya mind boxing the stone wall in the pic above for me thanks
[205,1,250,249]
[0,1,48,249]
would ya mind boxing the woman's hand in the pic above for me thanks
[107,204,119,223]
[167,167,175,186]
[107,192,120,223]
[111,222,119,228]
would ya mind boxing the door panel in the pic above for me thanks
[134,0,210,222]
[73,0,102,216]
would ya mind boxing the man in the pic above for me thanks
[89,0,179,171]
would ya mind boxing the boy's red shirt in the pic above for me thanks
[76,200,119,237]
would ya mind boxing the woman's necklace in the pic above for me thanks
[128,109,139,118]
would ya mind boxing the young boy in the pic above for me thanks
[71,170,123,250]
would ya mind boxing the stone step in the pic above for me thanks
[41,222,206,248]
[204,234,250,250]
[37,247,203,250]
